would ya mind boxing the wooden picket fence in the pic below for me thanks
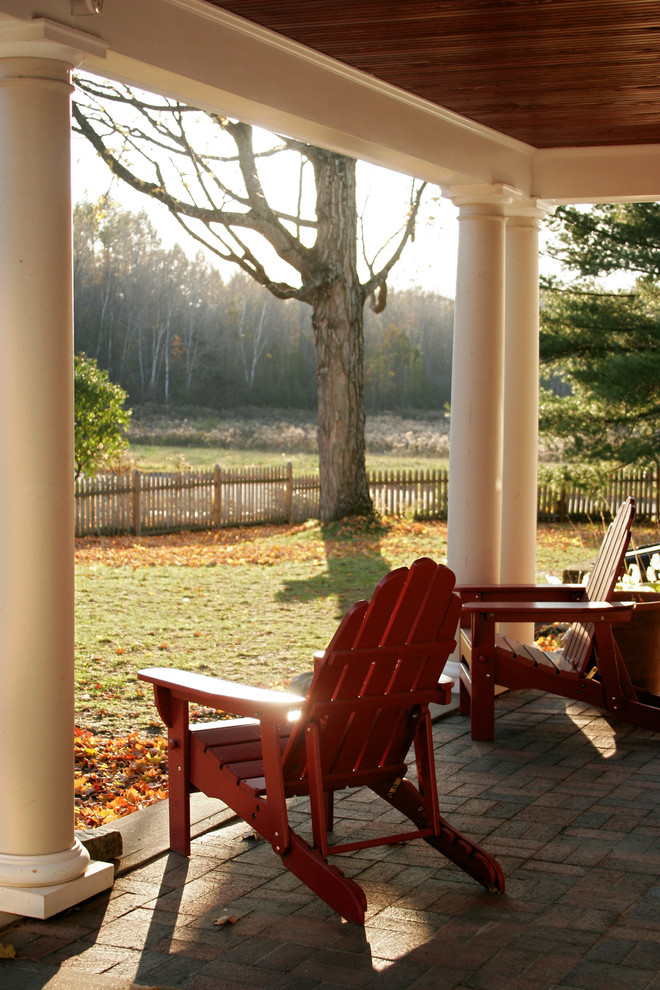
[75,464,659,537]
[537,467,659,523]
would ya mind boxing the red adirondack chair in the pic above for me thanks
[458,497,660,739]
[139,558,504,925]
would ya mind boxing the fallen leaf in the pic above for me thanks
[74,728,168,828]
[0,943,16,958]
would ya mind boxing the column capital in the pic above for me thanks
[505,196,556,222]
[442,181,522,209]
[0,15,107,67]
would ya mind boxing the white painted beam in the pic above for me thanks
[2,2,660,201]
[534,145,660,204]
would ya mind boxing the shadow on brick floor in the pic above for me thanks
[1,690,659,990]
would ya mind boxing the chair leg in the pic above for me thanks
[460,630,495,735]
[164,698,191,856]
[468,615,497,740]
[459,674,471,715]
[372,777,504,894]
[325,790,334,832]
[305,721,330,856]
[282,832,368,925]
[470,658,496,740]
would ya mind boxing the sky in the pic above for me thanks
[70,129,461,298]
[71,125,631,299]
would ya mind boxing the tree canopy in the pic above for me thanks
[540,203,660,475]
[546,203,660,279]
[73,198,452,413]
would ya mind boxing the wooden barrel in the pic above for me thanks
[613,590,660,694]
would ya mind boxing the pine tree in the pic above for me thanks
[540,204,660,475]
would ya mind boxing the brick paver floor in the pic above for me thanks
[1,690,659,989]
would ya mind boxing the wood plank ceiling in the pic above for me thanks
[210,1,660,149]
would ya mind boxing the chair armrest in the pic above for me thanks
[456,583,585,602]
[461,600,635,624]
[138,667,305,722]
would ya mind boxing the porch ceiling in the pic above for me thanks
[211,1,660,150]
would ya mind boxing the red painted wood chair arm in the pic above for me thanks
[456,583,585,602]
[461,600,635,624]
[138,667,305,723]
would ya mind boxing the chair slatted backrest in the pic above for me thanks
[281,558,461,788]
[561,497,635,672]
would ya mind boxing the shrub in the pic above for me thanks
[75,353,131,477]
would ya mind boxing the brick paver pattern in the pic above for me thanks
[2,690,659,990]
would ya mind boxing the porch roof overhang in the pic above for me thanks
[1,0,659,204]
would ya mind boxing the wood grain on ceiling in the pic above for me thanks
[209,1,660,148]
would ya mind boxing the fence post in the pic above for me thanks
[285,461,293,524]
[557,486,566,523]
[131,468,141,536]
[213,464,221,528]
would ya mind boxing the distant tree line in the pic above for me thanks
[74,198,453,413]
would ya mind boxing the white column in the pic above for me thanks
[444,184,514,584]
[0,22,113,919]
[500,202,553,640]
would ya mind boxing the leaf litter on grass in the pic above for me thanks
[75,516,441,568]
[74,727,168,828]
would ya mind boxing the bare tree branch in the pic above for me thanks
[72,99,319,290]
[361,180,427,305]
[72,75,430,518]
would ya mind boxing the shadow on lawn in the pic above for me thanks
[276,519,391,619]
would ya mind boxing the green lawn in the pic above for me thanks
[76,560,341,734]
[75,517,449,735]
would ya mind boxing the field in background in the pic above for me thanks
[125,405,450,474]
[128,445,449,475]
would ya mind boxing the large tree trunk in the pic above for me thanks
[311,152,372,521]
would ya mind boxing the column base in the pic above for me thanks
[0,860,114,920]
